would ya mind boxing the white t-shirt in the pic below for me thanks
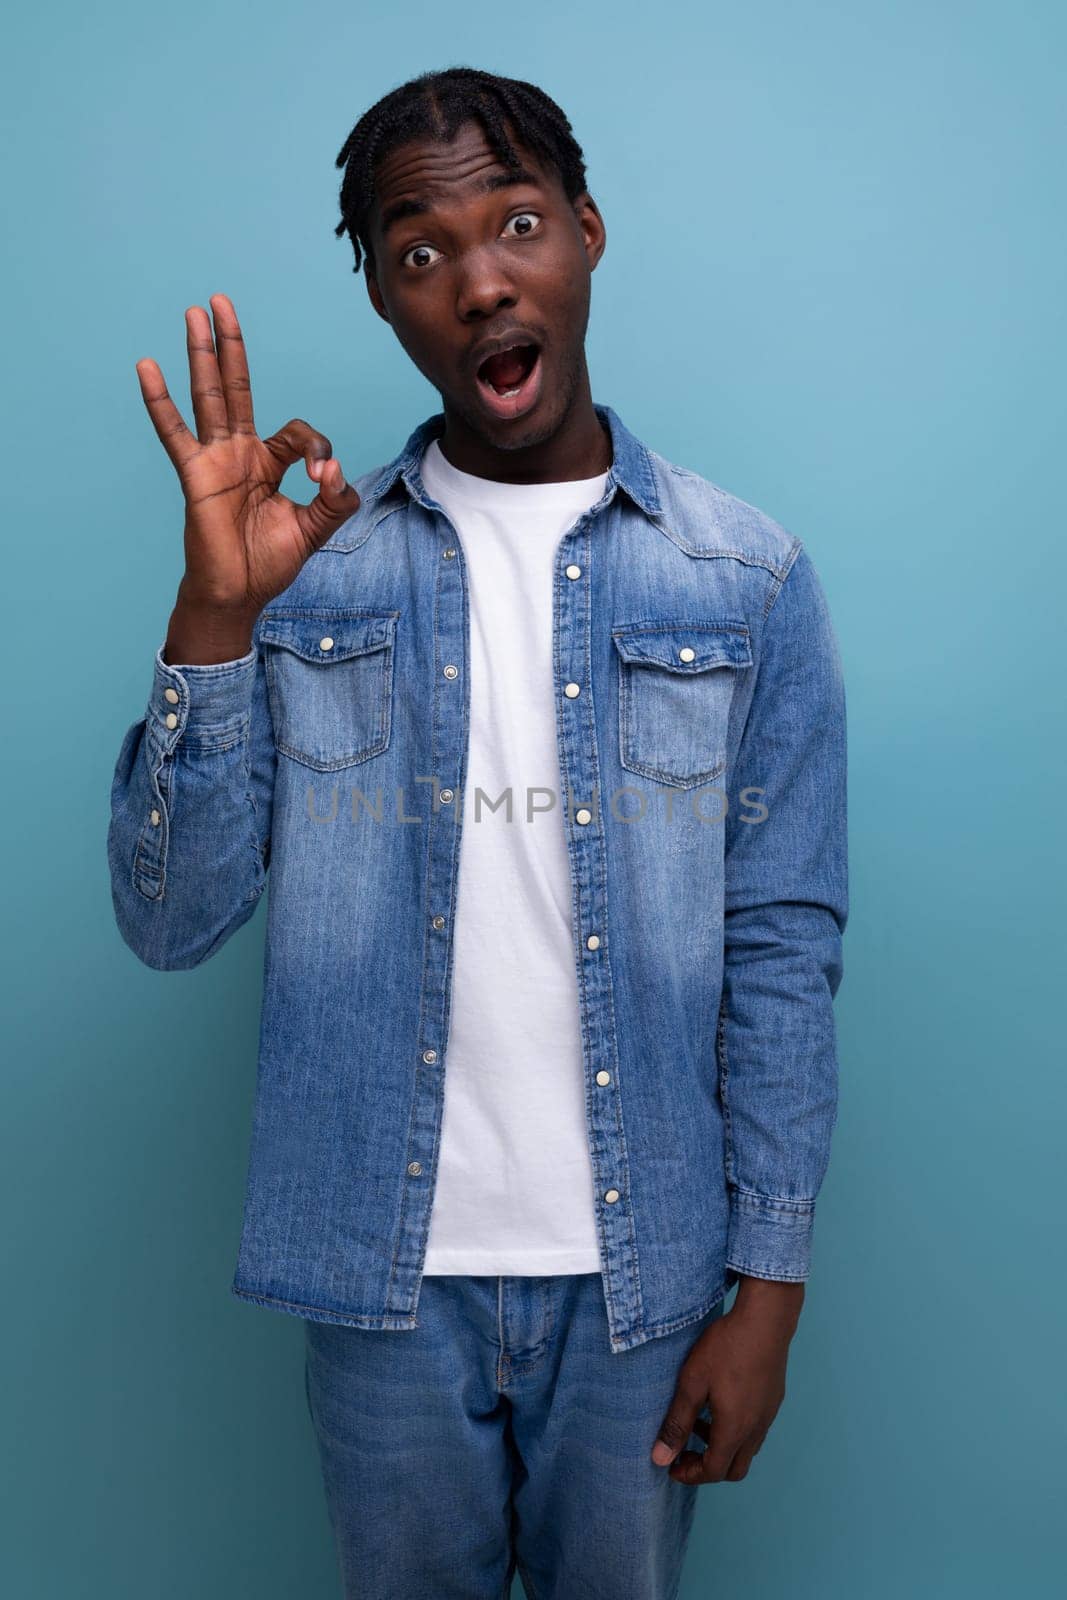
[419,435,610,1275]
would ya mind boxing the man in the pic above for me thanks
[108,65,848,1600]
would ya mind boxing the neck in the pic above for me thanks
[436,363,612,484]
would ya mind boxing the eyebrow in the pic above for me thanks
[377,168,541,238]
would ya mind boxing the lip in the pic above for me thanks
[470,334,544,423]
[468,326,542,371]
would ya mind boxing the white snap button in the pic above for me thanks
[319,636,334,651]
[443,664,458,679]
[565,564,582,579]
[150,809,160,826]
[431,915,445,930]
[164,687,179,704]
[440,789,454,804]
[575,808,592,825]
[596,1070,611,1086]
[164,712,178,729]
[564,682,581,698]
[443,547,456,559]
[586,934,600,950]
[407,1161,422,1176]
[604,1189,620,1204]
[423,1048,437,1064]
[679,646,695,662]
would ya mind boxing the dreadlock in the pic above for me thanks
[333,66,589,276]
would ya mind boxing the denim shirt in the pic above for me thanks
[107,403,848,1354]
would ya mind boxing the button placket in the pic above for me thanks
[135,672,187,895]
[553,517,635,1342]
[146,673,187,844]
[388,510,470,1317]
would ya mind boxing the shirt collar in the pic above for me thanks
[356,402,663,530]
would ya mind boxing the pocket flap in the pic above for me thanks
[611,620,752,672]
[257,610,398,665]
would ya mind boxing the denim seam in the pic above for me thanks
[579,513,646,1329]
[231,1284,418,1324]
[386,519,458,1310]
[762,536,803,621]
[616,1281,730,1348]
[648,517,796,576]
[716,989,735,1188]
[731,1187,816,1214]
[724,1259,807,1283]
[497,1281,559,1384]
[132,728,169,901]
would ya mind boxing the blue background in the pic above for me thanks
[3,1,1063,1594]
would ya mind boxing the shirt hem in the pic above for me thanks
[421,1250,604,1275]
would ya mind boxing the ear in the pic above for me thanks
[574,193,606,272]
[365,268,391,324]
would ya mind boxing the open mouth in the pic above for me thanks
[474,342,543,420]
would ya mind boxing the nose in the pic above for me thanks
[455,247,518,322]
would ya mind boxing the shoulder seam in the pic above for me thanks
[649,456,802,576]
[762,536,804,621]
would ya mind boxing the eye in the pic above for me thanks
[401,243,443,270]
[502,211,542,239]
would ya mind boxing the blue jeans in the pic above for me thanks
[303,1272,725,1599]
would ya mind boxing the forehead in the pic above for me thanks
[369,120,563,238]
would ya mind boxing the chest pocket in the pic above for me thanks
[258,609,399,772]
[612,619,752,788]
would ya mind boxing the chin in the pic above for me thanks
[457,387,570,454]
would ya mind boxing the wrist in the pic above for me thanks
[164,594,258,666]
[732,1274,805,1335]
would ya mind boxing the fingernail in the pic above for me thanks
[652,1442,674,1466]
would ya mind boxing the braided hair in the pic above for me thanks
[334,66,589,276]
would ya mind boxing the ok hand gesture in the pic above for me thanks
[136,293,361,631]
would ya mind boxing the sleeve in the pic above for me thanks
[718,541,849,1282]
[106,622,276,970]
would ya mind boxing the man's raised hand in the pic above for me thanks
[135,293,361,643]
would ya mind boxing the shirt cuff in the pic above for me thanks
[724,1190,815,1282]
[147,641,257,752]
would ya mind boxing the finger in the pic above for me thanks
[294,457,362,553]
[669,1446,708,1483]
[263,418,334,481]
[724,1442,759,1481]
[670,1423,744,1485]
[185,305,230,444]
[209,292,257,437]
[134,357,201,476]
[651,1375,705,1466]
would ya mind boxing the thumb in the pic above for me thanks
[297,456,361,551]
[651,1375,704,1466]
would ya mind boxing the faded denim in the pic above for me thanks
[107,402,849,1354]
[303,1272,726,1599]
